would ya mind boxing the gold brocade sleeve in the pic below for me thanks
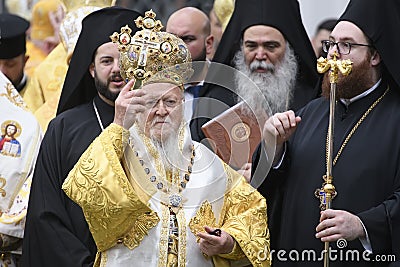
[213,163,271,267]
[62,123,159,252]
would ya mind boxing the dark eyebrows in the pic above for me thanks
[244,40,281,46]
[180,35,196,41]
[98,55,114,61]
[329,36,357,43]
[244,40,257,45]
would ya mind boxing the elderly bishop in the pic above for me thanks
[63,10,270,267]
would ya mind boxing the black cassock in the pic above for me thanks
[21,96,114,267]
[189,81,237,143]
[254,81,400,267]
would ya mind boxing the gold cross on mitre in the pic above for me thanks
[132,10,164,68]
[110,9,192,89]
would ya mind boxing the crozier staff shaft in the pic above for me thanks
[316,52,352,267]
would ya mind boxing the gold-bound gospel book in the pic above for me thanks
[201,101,267,169]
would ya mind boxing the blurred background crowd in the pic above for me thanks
[0,0,348,36]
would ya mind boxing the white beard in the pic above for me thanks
[150,125,188,173]
[234,44,298,115]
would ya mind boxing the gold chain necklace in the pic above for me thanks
[326,86,389,167]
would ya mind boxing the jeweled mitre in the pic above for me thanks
[110,9,193,89]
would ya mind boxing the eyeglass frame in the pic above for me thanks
[321,40,373,55]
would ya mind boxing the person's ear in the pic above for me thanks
[89,62,95,78]
[24,54,29,65]
[205,35,214,58]
[370,50,381,67]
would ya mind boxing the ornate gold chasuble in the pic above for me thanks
[0,71,42,267]
[63,123,271,267]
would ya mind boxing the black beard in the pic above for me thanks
[94,71,120,102]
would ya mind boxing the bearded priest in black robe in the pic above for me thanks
[190,0,320,143]
[252,0,400,266]
[21,7,141,267]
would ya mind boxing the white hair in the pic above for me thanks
[151,125,185,173]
